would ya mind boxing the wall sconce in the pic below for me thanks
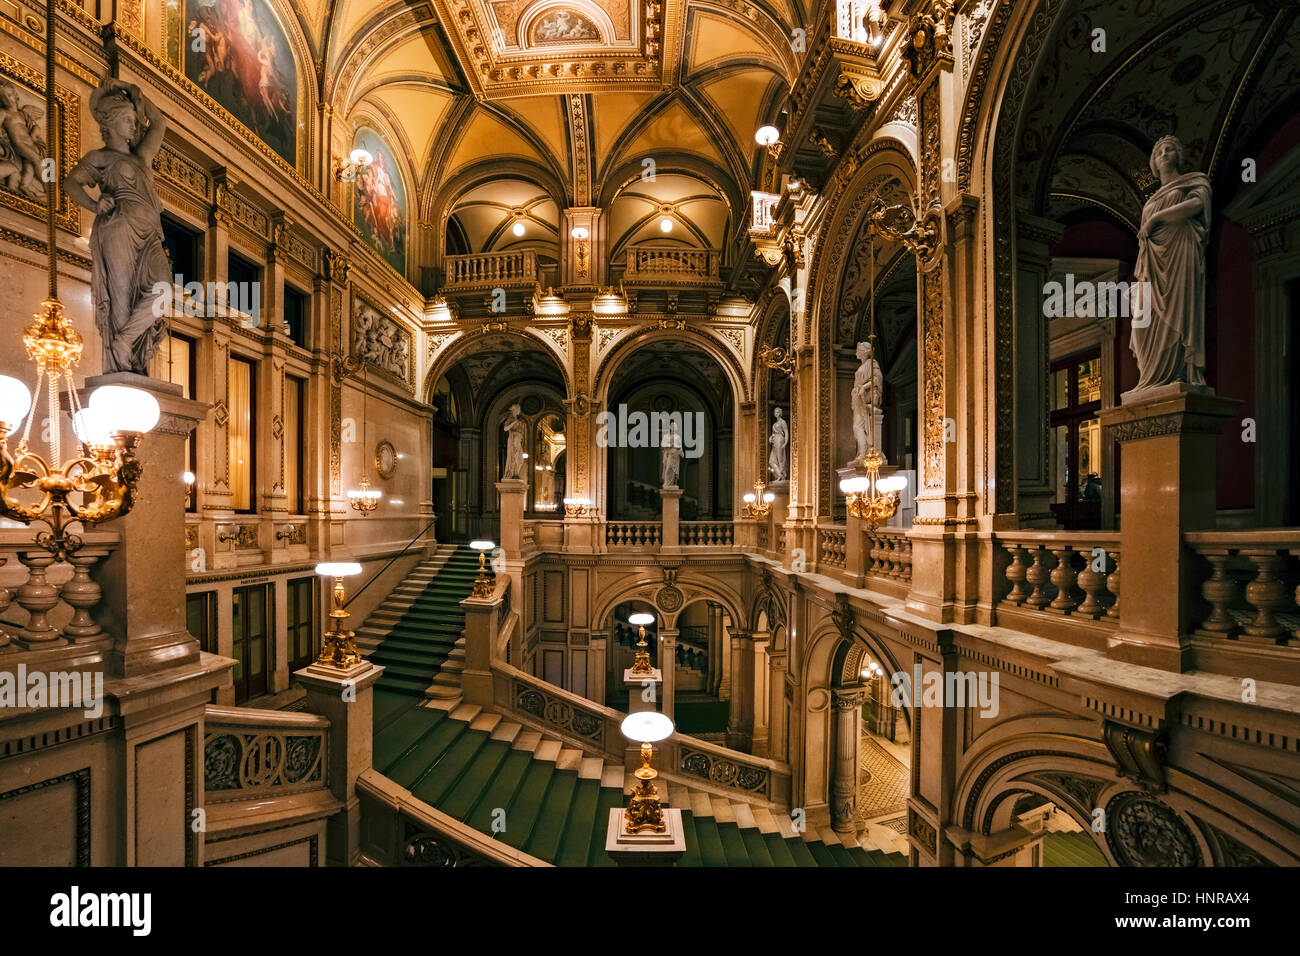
[620,711,674,834]
[755,109,789,158]
[182,470,195,507]
[563,497,592,517]
[334,147,372,182]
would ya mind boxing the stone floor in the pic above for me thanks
[856,732,909,824]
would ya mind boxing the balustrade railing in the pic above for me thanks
[756,522,770,551]
[605,521,662,550]
[818,526,847,569]
[203,705,330,800]
[862,527,913,584]
[1185,531,1300,645]
[681,521,734,547]
[994,532,1120,621]
[444,250,537,288]
[623,246,720,280]
[0,529,119,651]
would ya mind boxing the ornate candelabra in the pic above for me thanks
[470,539,496,598]
[563,496,593,517]
[315,562,363,668]
[627,612,656,676]
[347,475,382,516]
[840,449,906,530]
[620,711,675,834]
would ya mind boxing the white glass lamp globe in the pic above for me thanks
[763,492,776,503]
[620,711,674,744]
[570,226,589,240]
[628,612,655,627]
[89,385,160,434]
[71,406,114,446]
[743,492,756,503]
[512,220,526,237]
[349,148,372,168]
[755,124,780,146]
[0,375,32,430]
[877,476,908,493]
[316,562,362,577]
[659,217,673,233]
[182,471,196,485]
[470,539,495,552]
[839,476,871,494]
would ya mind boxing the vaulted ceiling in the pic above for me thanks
[310,0,803,258]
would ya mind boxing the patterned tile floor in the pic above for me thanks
[856,733,909,823]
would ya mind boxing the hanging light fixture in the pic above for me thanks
[347,366,382,516]
[839,226,906,530]
[0,8,160,561]
[742,480,776,519]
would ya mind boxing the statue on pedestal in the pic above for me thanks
[661,420,683,489]
[1129,134,1212,392]
[768,407,788,482]
[501,403,526,479]
[850,341,885,465]
[65,80,170,374]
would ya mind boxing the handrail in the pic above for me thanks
[344,517,437,608]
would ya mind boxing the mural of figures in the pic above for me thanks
[0,78,45,201]
[351,128,406,273]
[184,0,297,164]
[532,9,601,43]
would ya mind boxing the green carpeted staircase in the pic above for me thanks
[357,545,482,701]
[1042,829,1108,866]
[371,695,909,867]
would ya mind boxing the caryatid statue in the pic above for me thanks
[850,340,885,465]
[65,80,170,374]
[768,407,789,482]
[1129,134,1212,392]
[501,403,526,479]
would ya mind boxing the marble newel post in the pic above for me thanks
[830,688,862,833]
[89,374,207,676]
[496,478,527,559]
[1099,389,1237,670]
[660,487,682,553]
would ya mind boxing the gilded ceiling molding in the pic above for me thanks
[567,94,594,206]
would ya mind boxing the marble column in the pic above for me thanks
[767,646,789,762]
[830,688,862,833]
[659,627,678,720]
[725,629,755,752]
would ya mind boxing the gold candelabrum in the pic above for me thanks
[470,540,496,598]
[841,449,906,530]
[0,302,157,562]
[315,562,363,669]
[627,612,656,676]
[625,740,666,833]
[742,480,775,519]
[347,475,381,516]
[563,496,592,517]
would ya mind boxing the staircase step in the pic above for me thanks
[534,739,562,763]
[690,790,714,818]
[522,772,578,860]
[449,703,482,723]
[732,802,757,830]
[409,726,492,806]
[762,832,799,867]
[710,796,736,824]
[465,749,533,835]
[513,730,543,752]
[600,764,624,789]
[578,756,605,780]
[783,835,819,866]
[739,826,775,866]
[715,822,752,866]
[553,778,601,866]
[555,748,583,772]
[774,810,798,839]
[469,712,502,734]
[690,816,728,866]
[751,807,779,834]
[439,738,511,820]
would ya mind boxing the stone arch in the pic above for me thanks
[423,328,572,407]
[593,324,752,407]
[590,573,746,637]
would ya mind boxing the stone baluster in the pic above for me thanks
[1239,549,1289,643]
[1197,549,1239,636]
[0,558,12,650]
[61,550,105,641]
[1075,547,1109,618]
[1105,551,1121,619]
[1049,546,1080,612]
[15,550,61,642]
[1004,544,1030,604]
[1024,546,1054,609]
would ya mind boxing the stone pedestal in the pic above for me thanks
[660,487,682,553]
[86,373,208,678]
[496,478,527,558]
[294,659,385,866]
[624,667,663,713]
[460,591,500,706]
[1099,389,1238,671]
[605,807,686,866]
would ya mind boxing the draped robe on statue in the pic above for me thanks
[1129,170,1212,390]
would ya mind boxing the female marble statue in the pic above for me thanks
[661,420,683,489]
[65,80,170,375]
[768,407,789,482]
[1129,134,1212,391]
[850,341,884,464]
[501,403,526,479]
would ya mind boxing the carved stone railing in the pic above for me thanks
[511,677,608,750]
[203,705,329,800]
[606,521,662,550]
[622,246,721,283]
[817,526,847,570]
[357,770,548,867]
[1185,531,1300,645]
[677,741,773,797]
[756,522,770,551]
[994,532,1120,622]
[681,521,734,548]
[862,527,913,584]
[444,250,537,289]
[0,529,120,653]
